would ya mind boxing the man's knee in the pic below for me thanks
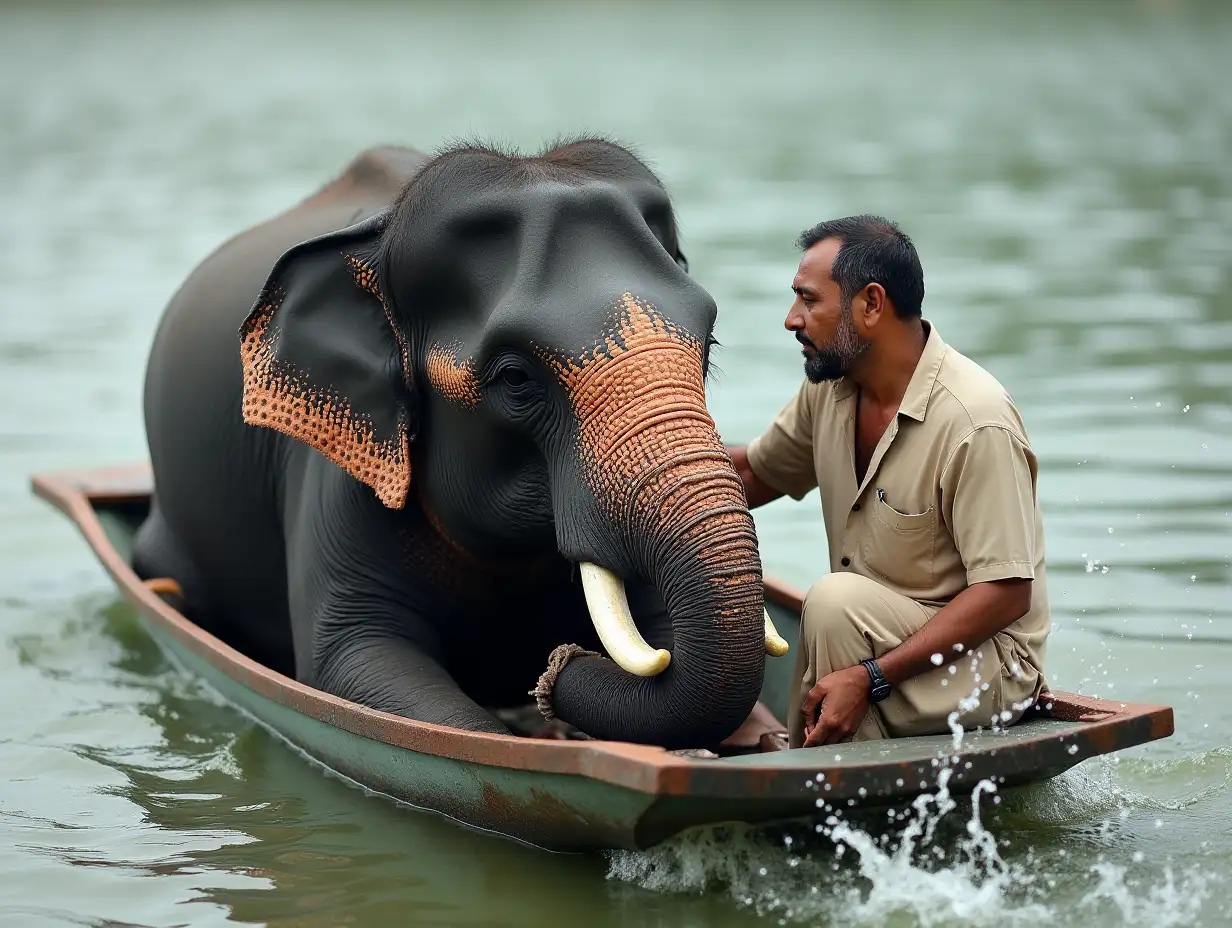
[801,571,885,651]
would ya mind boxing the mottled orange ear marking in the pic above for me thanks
[425,343,481,408]
[240,261,412,510]
[345,253,415,388]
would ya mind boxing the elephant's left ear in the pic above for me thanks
[239,210,417,509]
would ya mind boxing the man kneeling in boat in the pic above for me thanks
[728,215,1050,748]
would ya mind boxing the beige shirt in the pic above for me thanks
[747,321,1049,682]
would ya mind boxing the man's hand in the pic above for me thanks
[798,579,1033,748]
[801,665,870,746]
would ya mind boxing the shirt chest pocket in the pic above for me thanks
[858,493,936,590]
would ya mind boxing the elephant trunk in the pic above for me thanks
[543,452,766,748]
[535,294,770,748]
[539,445,768,750]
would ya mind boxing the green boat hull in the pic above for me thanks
[32,464,1175,850]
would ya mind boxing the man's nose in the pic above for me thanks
[784,307,802,331]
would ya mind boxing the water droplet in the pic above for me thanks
[931,652,944,665]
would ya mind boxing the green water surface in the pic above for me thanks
[1,2,1230,925]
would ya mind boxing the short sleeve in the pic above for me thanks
[745,380,819,501]
[940,426,1038,584]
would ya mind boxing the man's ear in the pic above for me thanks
[859,282,888,327]
[238,210,417,509]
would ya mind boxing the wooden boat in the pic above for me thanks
[31,463,1173,851]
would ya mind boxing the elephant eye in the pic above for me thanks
[499,366,529,387]
[486,360,540,412]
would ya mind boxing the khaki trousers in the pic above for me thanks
[788,571,1039,748]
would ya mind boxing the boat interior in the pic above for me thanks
[89,495,799,757]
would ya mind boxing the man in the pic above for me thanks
[729,215,1049,749]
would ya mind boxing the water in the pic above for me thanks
[2,1,1230,924]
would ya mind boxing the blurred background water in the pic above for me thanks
[1,1,1230,925]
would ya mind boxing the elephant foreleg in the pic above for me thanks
[284,465,510,734]
[313,630,511,734]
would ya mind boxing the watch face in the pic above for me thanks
[871,682,892,701]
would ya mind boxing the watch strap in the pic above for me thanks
[861,658,892,702]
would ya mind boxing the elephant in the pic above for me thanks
[132,138,784,750]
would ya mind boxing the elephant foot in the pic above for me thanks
[528,719,590,741]
[494,700,787,749]
[716,701,790,755]
[492,704,592,740]
[142,577,187,613]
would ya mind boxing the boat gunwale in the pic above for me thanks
[31,462,1175,801]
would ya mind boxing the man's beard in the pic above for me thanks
[798,302,870,383]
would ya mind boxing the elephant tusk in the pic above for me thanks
[764,609,790,656]
[578,563,671,676]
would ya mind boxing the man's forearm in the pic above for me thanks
[876,579,1032,687]
[726,444,784,509]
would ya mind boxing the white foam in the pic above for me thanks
[1078,862,1213,927]
[607,747,1217,926]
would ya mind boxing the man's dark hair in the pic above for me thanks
[796,215,924,319]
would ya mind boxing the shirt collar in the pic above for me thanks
[897,319,946,421]
[830,319,946,421]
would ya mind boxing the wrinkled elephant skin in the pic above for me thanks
[133,140,765,749]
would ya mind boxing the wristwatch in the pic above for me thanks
[861,658,892,703]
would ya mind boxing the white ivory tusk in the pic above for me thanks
[579,563,671,676]
[764,609,790,656]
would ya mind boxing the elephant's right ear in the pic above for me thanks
[239,211,416,509]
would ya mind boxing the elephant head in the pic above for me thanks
[238,138,784,748]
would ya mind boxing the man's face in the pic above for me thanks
[785,238,869,383]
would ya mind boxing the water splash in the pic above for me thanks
[608,729,1217,926]
[1079,862,1213,927]
[817,770,1050,927]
